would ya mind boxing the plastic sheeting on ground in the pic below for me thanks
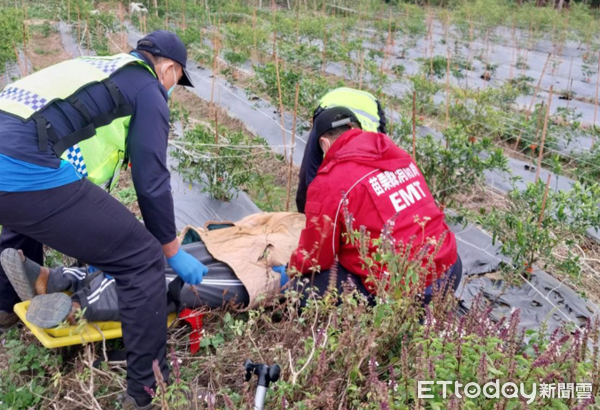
[453,220,598,334]
[419,125,600,243]
[1,50,32,89]
[58,21,95,58]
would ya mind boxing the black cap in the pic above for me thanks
[136,30,194,87]
[313,106,360,139]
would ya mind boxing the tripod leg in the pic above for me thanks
[254,385,268,410]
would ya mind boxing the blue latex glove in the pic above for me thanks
[272,265,288,288]
[88,265,113,280]
[167,249,209,285]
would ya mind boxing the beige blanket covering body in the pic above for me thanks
[179,212,306,308]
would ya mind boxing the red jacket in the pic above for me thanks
[289,129,457,292]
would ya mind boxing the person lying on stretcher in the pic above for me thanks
[0,241,288,329]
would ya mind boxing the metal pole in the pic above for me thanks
[254,386,268,410]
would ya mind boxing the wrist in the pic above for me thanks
[162,239,179,259]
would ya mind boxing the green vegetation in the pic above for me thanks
[171,123,264,201]
[4,1,600,409]
[0,329,63,409]
[392,121,508,210]
[0,8,27,71]
[482,180,600,279]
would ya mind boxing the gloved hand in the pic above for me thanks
[168,249,209,285]
[272,265,288,288]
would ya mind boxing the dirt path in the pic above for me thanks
[27,29,71,71]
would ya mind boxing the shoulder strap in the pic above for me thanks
[50,78,133,157]
[32,112,59,152]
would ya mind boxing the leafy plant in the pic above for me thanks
[417,55,472,80]
[392,64,405,78]
[403,74,442,117]
[252,62,343,119]
[0,8,27,72]
[506,75,535,96]
[147,348,191,409]
[0,329,63,409]
[480,179,600,278]
[392,121,508,209]
[77,9,119,56]
[516,56,530,70]
[171,123,265,201]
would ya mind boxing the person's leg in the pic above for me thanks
[0,179,167,406]
[46,266,90,293]
[422,255,463,305]
[72,273,120,322]
[0,228,43,311]
[1,248,88,300]
[288,263,372,307]
[375,98,387,134]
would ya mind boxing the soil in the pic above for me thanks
[172,87,255,135]
[107,32,129,55]
[27,30,71,71]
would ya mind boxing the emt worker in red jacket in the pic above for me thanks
[284,107,462,305]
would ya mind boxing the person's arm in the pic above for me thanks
[296,109,325,213]
[127,82,207,284]
[289,192,340,274]
[127,82,177,248]
[162,240,179,258]
[376,98,387,134]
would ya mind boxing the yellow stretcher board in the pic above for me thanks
[13,300,177,349]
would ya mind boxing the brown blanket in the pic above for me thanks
[179,212,306,308]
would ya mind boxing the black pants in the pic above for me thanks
[0,179,167,405]
[289,263,373,308]
[290,256,462,307]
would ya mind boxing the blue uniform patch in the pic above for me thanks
[80,56,132,75]
[0,86,49,111]
[65,145,89,177]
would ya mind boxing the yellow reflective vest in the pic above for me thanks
[0,53,155,190]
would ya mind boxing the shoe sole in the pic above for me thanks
[26,293,72,329]
[1,249,35,301]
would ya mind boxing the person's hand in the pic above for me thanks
[272,265,288,287]
[167,249,208,285]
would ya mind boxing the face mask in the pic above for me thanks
[161,65,177,99]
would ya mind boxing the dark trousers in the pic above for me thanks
[296,101,388,213]
[289,263,374,308]
[290,255,462,307]
[422,255,462,305]
[0,179,167,405]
